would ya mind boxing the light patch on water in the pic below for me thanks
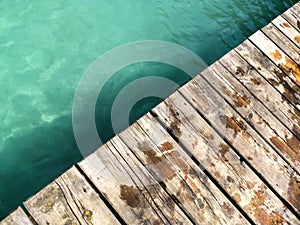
[41,114,57,123]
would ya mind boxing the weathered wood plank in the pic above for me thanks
[290,2,300,25]
[178,74,300,215]
[0,207,34,225]
[282,7,300,32]
[235,39,300,112]
[215,51,300,173]
[108,137,194,224]
[249,30,300,86]
[79,137,192,225]
[248,31,300,136]
[24,166,120,225]
[262,22,300,65]
[272,15,300,49]
[152,91,300,224]
[118,114,250,225]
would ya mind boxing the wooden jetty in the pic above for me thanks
[2,2,300,225]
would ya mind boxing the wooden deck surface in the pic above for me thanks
[1,2,300,225]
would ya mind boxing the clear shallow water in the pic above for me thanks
[0,0,298,219]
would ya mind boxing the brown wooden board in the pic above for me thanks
[24,166,120,225]
[152,91,300,224]
[0,207,34,225]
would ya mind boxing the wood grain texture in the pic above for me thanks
[262,22,300,65]
[119,114,250,225]
[79,137,192,225]
[291,4,300,24]
[249,30,300,87]
[272,15,300,49]
[282,6,300,32]
[216,50,300,174]
[249,31,300,137]
[0,207,34,225]
[24,166,120,225]
[178,72,300,215]
[235,39,300,111]
[152,91,299,225]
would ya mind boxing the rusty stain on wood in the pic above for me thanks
[219,143,229,160]
[168,104,182,138]
[270,136,299,162]
[137,141,164,165]
[282,22,291,28]
[250,78,261,85]
[279,57,300,85]
[160,141,173,151]
[270,50,282,60]
[120,185,143,208]
[233,92,250,108]
[287,126,300,148]
[288,174,300,211]
[272,69,300,106]
[233,193,241,203]
[236,66,245,76]
[247,189,286,225]
[222,116,246,134]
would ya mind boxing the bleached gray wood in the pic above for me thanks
[282,7,300,32]
[179,72,300,215]
[249,30,300,86]
[79,137,193,225]
[272,16,300,49]
[24,166,120,225]
[262,22,300,65]
[0,207,34,225]
[216,50,300,174]
[235,38,300,111]
[119,114,250,225]
[152,91,300,224]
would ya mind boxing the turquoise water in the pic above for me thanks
[0,0,298,219]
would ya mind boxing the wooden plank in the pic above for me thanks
[272,15,300,49]
[108,137,194,224]
[79,137,192,225]
[24,166,120,225]
[282,7,300,32]
[249,30,300,86]
[178,74,300,215]
[234,39,300,112]
[118,114,250,225]
[152,91,300,224]
[248,31,300,134]
[262,22,300,65]
[290,2,300,25]
[215,51,300,173]
[0,207,34,225]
